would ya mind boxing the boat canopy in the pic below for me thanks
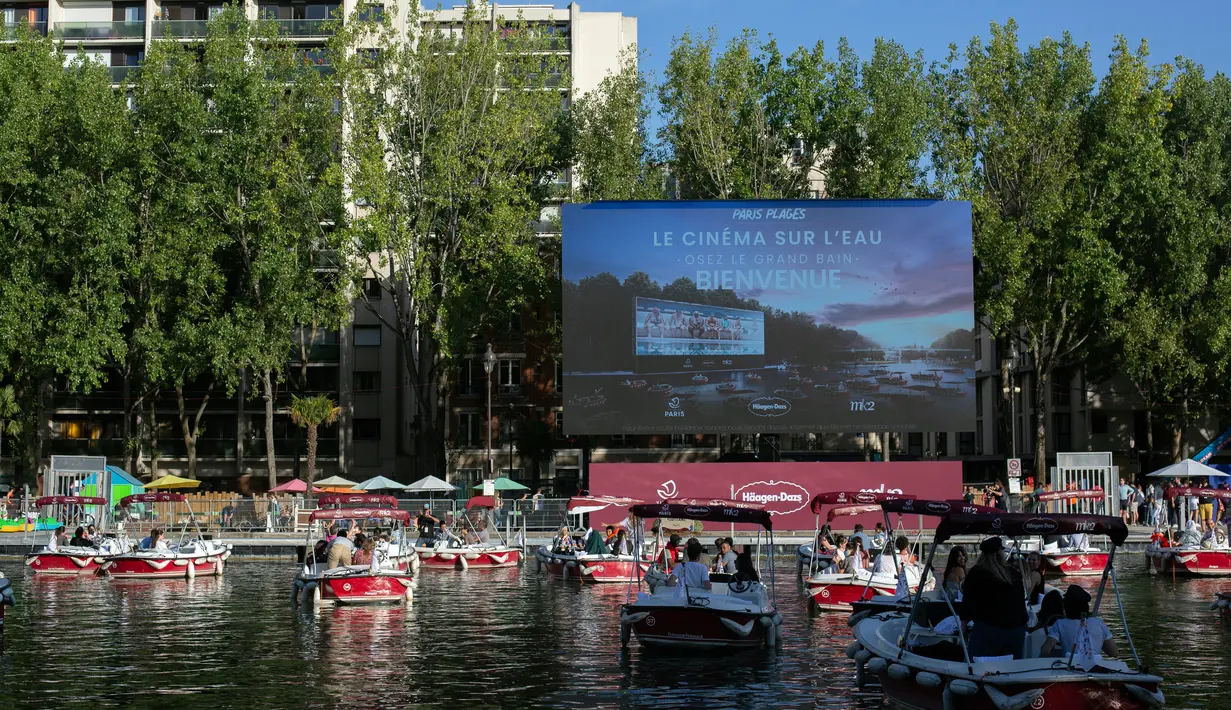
[827,504,881,522]
[317,494,399,507]
[567,495,644,515]
[629,499,772,530]
[935,513,1129,546]
[809,490,913,513]
[309,507,410,522]
[1164,486,1231,501]
[36,496,107,506]
[121,493,186,505]
[1035,488,1105,502]
[878,498,999,516]
[465,495,497,510]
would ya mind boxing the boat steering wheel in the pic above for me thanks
[729,579,753,594]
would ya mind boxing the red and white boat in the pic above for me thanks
[293,506,416,606]
[415,496,521,570]
[105,493,232,579]
[24,496,122,575]
[1145,486,1231,576]
[316,495,419,572]
[536,496,651,583]
[851,512,1166,710]
[1027,488,1111,576]
[619,498,783,652]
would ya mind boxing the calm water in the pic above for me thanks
[0,557,1227,709]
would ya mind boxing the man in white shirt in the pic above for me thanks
[1040,585,1117,665]
[666,539,711,591]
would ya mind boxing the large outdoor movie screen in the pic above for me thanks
[562,200,975,435]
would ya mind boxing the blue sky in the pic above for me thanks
[563,201,974,348]
[569,0,1231,86]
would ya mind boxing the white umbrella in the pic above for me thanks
[1146,458,1224,479]
[314,475,359,487]
[352,475,408,491]
[404,475,456,493]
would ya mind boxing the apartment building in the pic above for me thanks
[17,3,639,489]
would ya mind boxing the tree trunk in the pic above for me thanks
[999,345,1011,456]
[175,383,211,480]
[149,396,160,478]
[1170,421,1182,464]
[305,423,318,494]
[262,369,277,488]
[883,432,891,462]
[122,368,133,474]
[134,403,145,476]
[1034,369,1049,483]
[1143,406,1153,475]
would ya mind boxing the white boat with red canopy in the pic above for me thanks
[850,512,1166,710]
[415,495,521,570]
[536,496,651,583]
[293,506,416,606]
[105,493,232,579]
[1027,488,1110,576]
[1147,486,1231,576]
[24,496,123,575]
[315,495,418,572]
[619,498,783,652]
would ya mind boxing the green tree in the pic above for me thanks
[571,48,661,201]
[288,394,342,493]
[0,31,133,485]
[337,5,564,479]
[0,385,20,475]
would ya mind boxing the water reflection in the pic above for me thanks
[0,559,1225,708]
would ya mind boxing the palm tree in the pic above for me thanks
[288,394,342,494]
[0,386,20,476]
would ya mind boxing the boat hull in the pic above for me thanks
[25,550,110,575]
[106,545,231,579]
[415,547,520,569]
[624,604,776,652]
[806,575,898,611]
[318,574,415,604]
[1148,546,1231,576]
[875,672,1161,710]
[1043,550,1109,576]
[542,554,648,583]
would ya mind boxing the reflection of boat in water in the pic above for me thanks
[811,364,829,372]
[875,375,908,386]
[943,368,965,374]
[570,390,607,407]
[931,386,964,397]
[788,374,802,382]
[838,368,858,377]
[813,383,842,396]
[912,373,942,382]
[691,374,709,385]
[745,372,762,382]
[774,388,807,399]
[847,379,880,392]
[801,377,813,385]
[647,383,673,395]
[867,366,890,376]
[621,379,647,388]
[725,396,753,408]
[716,382,737,393]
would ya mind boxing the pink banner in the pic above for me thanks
[590,461,963,531]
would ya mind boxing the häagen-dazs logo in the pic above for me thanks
[1022,517,1059,534]
[734,480,809,515]
[748,396,791,417]
[854,492,878,504]
[684,506,711,517]
[925,501,952,514]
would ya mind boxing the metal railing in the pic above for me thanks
[151,19,208,38]
[0,21,48,39]
[271,19,333,37]
[56,21,145,40]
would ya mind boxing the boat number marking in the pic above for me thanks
[645,615,656,627]
[1031,696,1045,709]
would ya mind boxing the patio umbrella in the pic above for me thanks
[145,474,202,490]
[1147,458,1225,479]
[404,475,456,493]
[270,479,322,494]
[315,475,359,487]
[472,476,529,492]
[352,475,408,491]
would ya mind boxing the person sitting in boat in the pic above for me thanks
[961,536,1028,659]
[1025,551,1047,604]
[69,526,91,548]
[581,527,609,556]
[603,525,617,545]
[352,538,376,567]
[831,535,849,568]
[714,538,737,574]
[434,523,462,549]
[872,523,888,549]
[842,536,869,573]
[1040,585,1118,662]
[85,524,98,543]
[552,526,576,554]
[872,535,911,576]
[665,539,711,591]
[476,521,491,545]
[1030,589,1065,633]
[732,548,760,584]
[851,524,873,552]
[327,527,356,569]
[1180,519,1203,548]
[610,528,631,556]
[941,545,967,601]
[312,539,329,564]
[657,534,682,568]
[1066,531,1089,550]
[816,524,836,554]
[689,537,712,568]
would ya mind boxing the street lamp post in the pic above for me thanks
[483,343,497,479]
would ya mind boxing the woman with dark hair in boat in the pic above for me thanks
[1025,550,1047,604]
[69,526,91,548]
[941,545,967,600]
[961,536,1028,658]
[1029,589,1065,633]
[842,536,869,573]
[610,528,631,556]
[352,535,373,566]
[872,535,911,576]
[665,539,711,591]
[872,522,888,549]
[733,548,760,583]
[832,535,849,568]
[1039,585,1118,661]
[817,524,836,554]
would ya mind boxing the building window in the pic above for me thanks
[1091,410,1109,436]
[975,338,982,361]
[975,420,984,454]
[1051,369,1071,407]
[458,411,481,446]
[353,418,381,440]
[1053,412,1072,451]
[457,359,477,396]
[554,410,565,439]
[935,434,948,457]
[356,3,383,21]
[975,382,983,417]
[670,433,689,448]
[499,359,521,394]
[60,421,87,439]
[508,310,522,334]
[354,371,380,392]
[354,325,381,347]
[362,278,382,300]
[958,432,976,456]
[554,359,562,394]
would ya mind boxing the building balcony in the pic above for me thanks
[110,66,138,83]
[1,21,48,39]
[273,19,333,38]
[56,21,145,41]
[151,19,208,38]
